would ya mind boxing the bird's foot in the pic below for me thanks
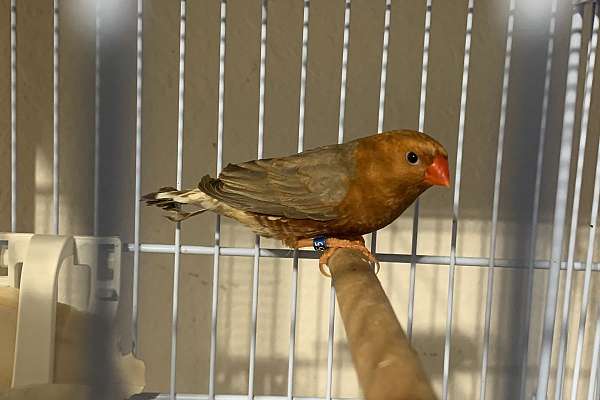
[294,236,380,277]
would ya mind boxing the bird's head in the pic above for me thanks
[374,130,450,189]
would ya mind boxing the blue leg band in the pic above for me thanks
[313,235,328,252]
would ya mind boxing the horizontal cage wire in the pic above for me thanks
[1,1,600,400]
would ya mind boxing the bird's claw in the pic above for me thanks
[318,248,335,277]
[295,237,380,277]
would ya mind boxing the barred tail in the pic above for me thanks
[142,186,208,222]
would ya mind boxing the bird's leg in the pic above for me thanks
[293,236,380,276]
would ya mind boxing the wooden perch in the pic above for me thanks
[328,249,436,400]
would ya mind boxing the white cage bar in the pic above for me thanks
[589,310,600,400]
[125,243,599,271]
[442,1,474,399]
[286,0,311,396]
[169,1,187,398]
[480,0,514,397]
[326,0,352,397]
[519,0,560,397]
[407,0,432,342]
[209,1,227,398]
[93,0,101,237]
[536,5,584,398]
[571,6,600,398]
[248,0,268,396]
[369,0,392,260]
[52,0,60,235]
[557,4,599,398]
[10,0,16,233]
[131,0,144,356]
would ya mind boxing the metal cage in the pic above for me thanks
[2,0,600,399]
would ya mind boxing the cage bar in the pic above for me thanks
[596,367,600,400]
[10,0,16,233]
[369,0,392,266]
[209,1,228,398]
[417,0,431,134]
[589,311,600,400]
[326,0,353,395]
[248,233,260,398]
[592,368,600,400]
[287,2,311,398]
[93,0,101,236]
[297,0,309,154]
[336,0,351,147]
[376,0,391,136]
[123,242,600,271]
[407,0,432,341]
[287,252,299,399]
[131,0,144,356]
[52,0,60,234]
[169,1,187,398]
[325,284,335,400]
[287,1,311,397]
[570,10,600,397]
[519,0,559,397]
[442,1,474,399]
[248,0,268,397]
[556,4,598,398]
[535,6,583,399]
[210,151,222,397]
[480,0,514,397]
[256,0,267,163]
[597,366,600,400]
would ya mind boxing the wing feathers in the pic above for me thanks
[198,142,357,220]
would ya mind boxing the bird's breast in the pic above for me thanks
[331,180,425,236]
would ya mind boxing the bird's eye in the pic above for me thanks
[406,152,419,165]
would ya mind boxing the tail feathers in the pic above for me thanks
[142,186,207,222]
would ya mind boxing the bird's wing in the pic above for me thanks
[198,142,357,221]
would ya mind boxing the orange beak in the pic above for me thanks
[424,154,450,187]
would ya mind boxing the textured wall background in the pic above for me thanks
[1,0,600,398]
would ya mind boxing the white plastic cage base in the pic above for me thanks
[0,233,121,313]
[0,233,121,388]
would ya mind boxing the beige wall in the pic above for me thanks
[1,0,600,398]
